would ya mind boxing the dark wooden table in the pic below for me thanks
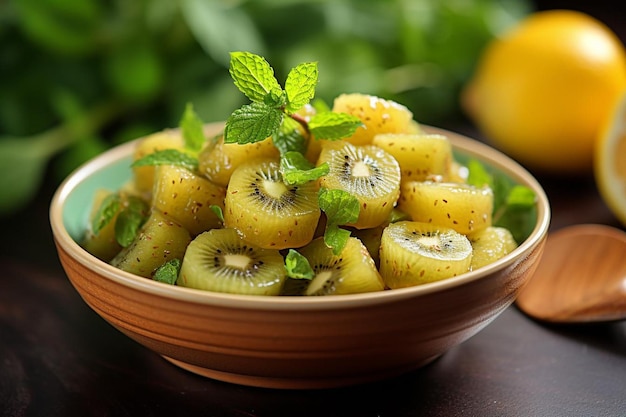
[2,120,625,416]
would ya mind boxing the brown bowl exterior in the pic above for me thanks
[50,125,550,389]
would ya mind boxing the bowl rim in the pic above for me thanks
[50,124,551,311]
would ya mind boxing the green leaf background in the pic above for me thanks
[0,0,532,216]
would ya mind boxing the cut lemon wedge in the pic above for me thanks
[595,92,626,227]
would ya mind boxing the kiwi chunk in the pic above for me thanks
[110,209,191,278]
[132,130,184,195]
[468,226,518,270]
[177,228,286,296]
[295,236,385,296]
[399,181,493,235]
[372,133,453,182]
[331,93,414,146]
[379,221,472,288]
[152,164,225,236]
[198,135,279,187]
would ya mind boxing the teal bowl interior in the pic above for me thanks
[62,141,135,242]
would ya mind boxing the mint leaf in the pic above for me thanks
[91,193,121,235]
[131,149,199,171]
[264,87,286,108]
[466,159,493,188]
[153,258,181,285]
[323,226,352,256]
[280,150,313,170]
[210,204,224,222]
[273,117,307,154]
[229,51,282,103]
[318,188,360,225]
[285,61,318,113]
[280,152,329,185]
[318,188,360,254]
[285,249,314,280]
[180,102,205,153]
[494,184,537,244]
[467,158,537,243]
[114,196,150,247]
[506,185,536,208]
[309,112,363,140]
[224,102,283,144]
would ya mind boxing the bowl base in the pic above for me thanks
[161,355,441,390]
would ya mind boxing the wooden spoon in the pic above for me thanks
[516,224,626,323]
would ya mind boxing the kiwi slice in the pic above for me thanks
[177,228,286,296]
[468,226,518,270]
[379,221,472,288]
[224,158,320,250]
[317,141,401,229]
[296,236,385,296]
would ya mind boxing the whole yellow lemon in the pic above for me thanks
[462,10,626,174]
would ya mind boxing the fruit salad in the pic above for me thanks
[81,52,535,296]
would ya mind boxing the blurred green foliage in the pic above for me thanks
[0,0,531,215]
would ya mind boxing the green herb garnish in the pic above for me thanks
[285,249,314,280]
[225,51,362,145]
[153,258,182,285]
[318,188,360,255]
[307,111,364,141]
[466,158,537,243]
[210,204,225,222]
[114,196,150,247]
[180,102,206,153]
[131,102,206,171]
[91,193,121,235]
[280,151,329,186]
[131,148,199,171]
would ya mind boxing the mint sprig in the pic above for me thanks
[318,188,360,255]
[225,51,362,145]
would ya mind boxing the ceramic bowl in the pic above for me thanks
[50,124,550,389]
